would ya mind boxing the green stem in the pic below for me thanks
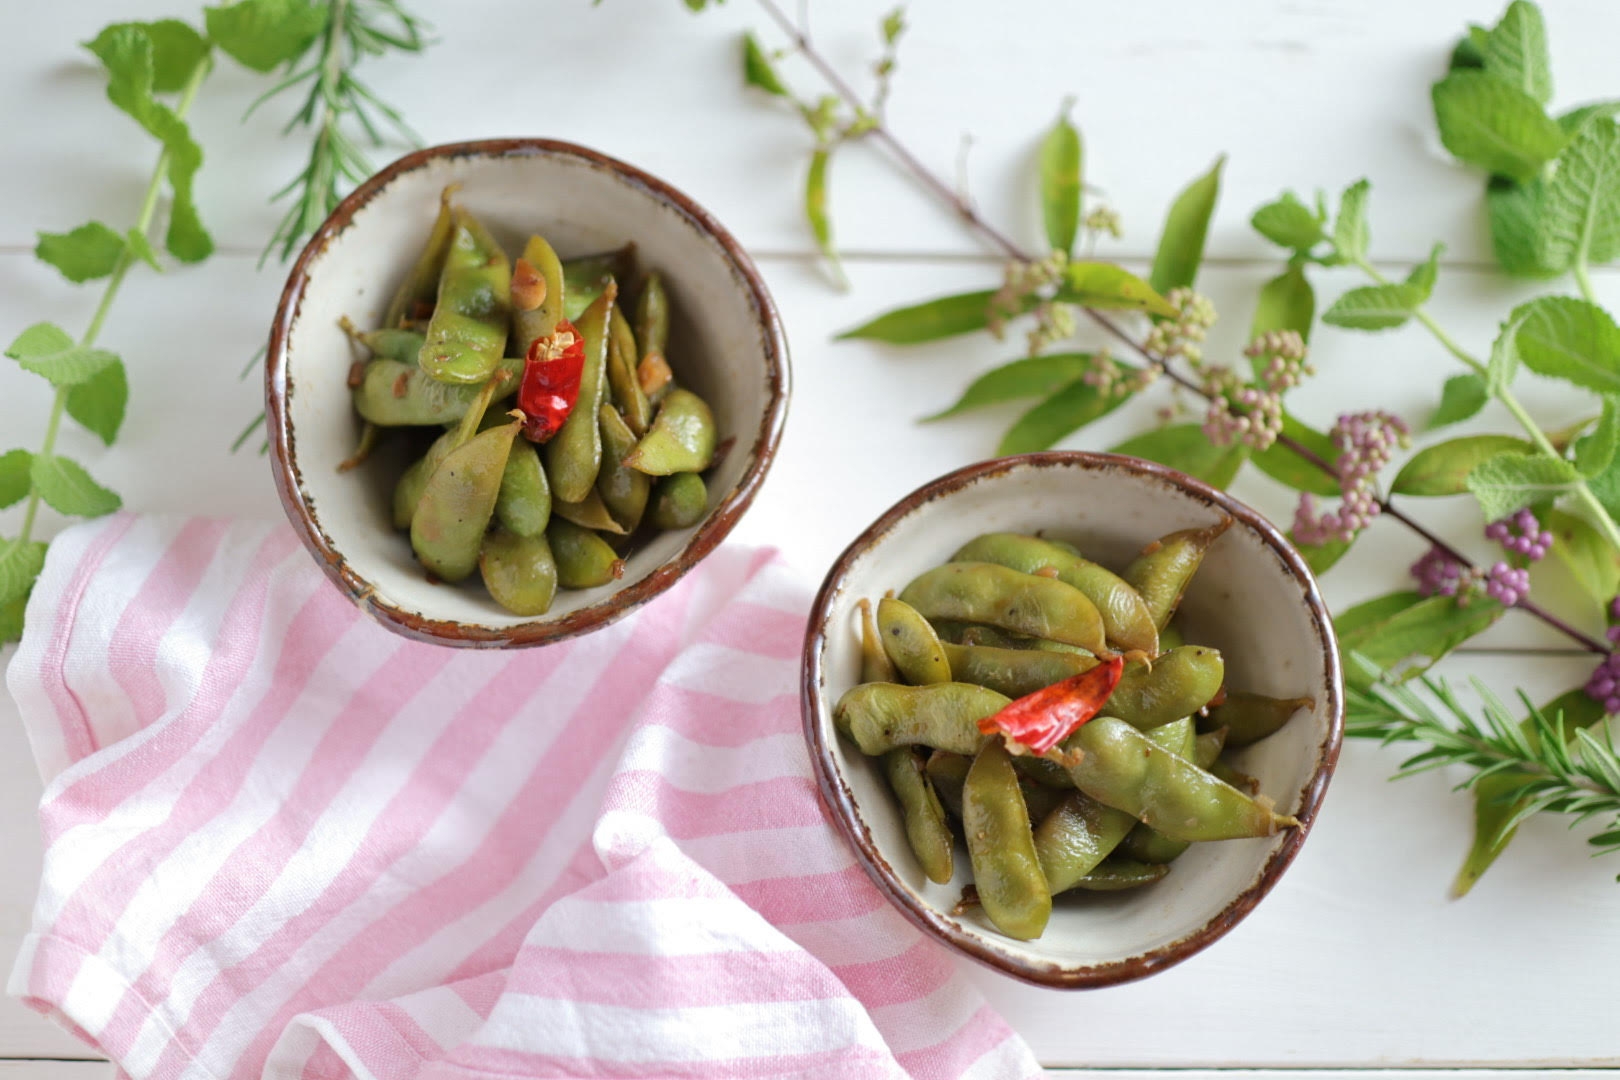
[1358,260,1486,375]
[1575,257,1599,305]
[8,57,209,557]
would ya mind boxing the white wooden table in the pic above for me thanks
[3,1,1618,1075]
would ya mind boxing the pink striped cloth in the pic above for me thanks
[6,515,1041,1080]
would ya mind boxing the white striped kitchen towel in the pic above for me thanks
[5,515,1041,1080]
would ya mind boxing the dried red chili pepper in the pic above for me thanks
[517,319,585,443]
[978,654,1125,754]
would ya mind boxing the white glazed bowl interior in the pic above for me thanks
[804,454,1341,986]
[271,141,786,644]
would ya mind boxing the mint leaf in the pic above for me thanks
[1039,99,1083,255]
[1559,101,1620,136]
[1487,177,1560,277]
[1482,1,1552,106]
[140,18,210,91]
[86,25,212,262]
[1250,192,1324,251]
[1249,262,1315,350]
[1489,314,1524,390]
[1428,372,1489,429]
[0,450,31,509]
[1537,117,1620,272]
[66,359,128,446]
[998,371,1131,455]
[1465,451,1580,521]
[1322,283,1424,330]
[1512,296,1620,394]
[0,540,48,608]
[1576,398,1620,478]
[5,324,117,388]
[125,229,162,272]
[1449,26,1490,71]
[1431,71,1565,184]
[29,455,121,518]
[1393,434,1532,496]
[1331,178,1371,265]
[5,322,74,361]
[36,222,126,283]
[1057,262,1178,317]
[1149,156,1224,294]
[924,354,1096,421]
[1111,423,1247,490]
[1404,242,1445,300]
[741,31,789,96]
[204,0,324,72]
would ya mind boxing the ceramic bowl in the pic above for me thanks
[802,452,1343,988]
[267,139,790,647]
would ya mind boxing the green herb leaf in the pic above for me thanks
[1339,593,1504,691]
[1039,99,1083,255]
[1110,423,1247,490]
[1392,434,1533,496]
[1248,262,1316,353]
[0,539,48,608]
[1465,451,1581,520]
[1331,178,1371,264]
[1336,590,1423,640]
[140,18,211,90]
[204,0,325,73]
[997,370,1131,455]
[1576,398,1620,478]
[0,593,24,646]
[1250,192,1325,251]
[1488,316,1523,391]
[1055,262,1177,317]
[1512,295,1620,394]
[1405,242,1445,299]
[29,454,121,518]
[1487,177,1560,278]
[837,290,997,344]
[1449,25,1490,71]
[125,228,162,272]
[1542,507,1620,606]
[741,30,790,96]
[86,25,212,262]
[923,353,1095,421]
[1481,0,1552,106]
[1537,117,1620,272]
[1250,413,1339,495]
[804,148,846,289]
[0,450,32,509]
[1322,283,1425,330]
[35,222,126,283]
[5,323,117,388]
[66,359,129,447]
[1148,155,1224,295]
[1428,372,1490,429]
[1431,71,1565,184]
[1292,532,1352,575]
[1559,101,1620,136]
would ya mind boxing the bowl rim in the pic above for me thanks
[266,137,791,648]
[800,450,1344,989]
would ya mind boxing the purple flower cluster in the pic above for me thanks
[1482,562,1531,606]
[1202,331,1315,452]
[1483,508,1552,560]
[1411,545,1468,597]
[1293,410,1410,545]
[1242,330,1313,390]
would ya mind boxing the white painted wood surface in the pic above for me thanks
[2,0,1618,1071]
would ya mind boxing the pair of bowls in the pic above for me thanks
[267,140,1343,988]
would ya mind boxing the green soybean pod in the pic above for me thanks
[392,430,456,530]
[479,526,559,616]
[963,741,1051,941]
[410,421,519,583]
[548,517,625,589]
[356,327,427,363]
[636,270,671,360]
[606,306,653,436]
[857,598,899,684]
[512,233,568,356]
[597,403,651,532]
[877,597,952,685]
[648,473,708,530]
[1194,727,1227,769]
[1108,646,1225,730]
[940,640,1093,699]
[544,285,615,504]
[924,750,971,818]
[898,562,1106,653]
[1116,718,1196,864]
[562,247,634,321]
[1033,792,1136,894]
[1204,691,1315,747]
[495,440,551,538]
[1069,859,1171,891]
[1212,756,1261,796]
[883,748,955,885]
[552,488,629,535]
[354,358,516,428]
[1158,619,1188,651]
[833,682,1007,757]
[1122,519,1231,632]
[623,388,717,476]
[1019,778,1065,825]
[383,185,457,329]
[417,209,512,384]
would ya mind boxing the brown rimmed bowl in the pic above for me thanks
[267,139,790,647]
[802,452,1343,988]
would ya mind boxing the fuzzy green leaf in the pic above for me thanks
[1339,593,1504,691]
[1465,451,1580,521]
[1448,27,1488,71]
[1489,316,1523,391]
[1559,101,1620,136]
[36,222,126,283]
[1250,413,1340,495]
[924,354,1095,421]
[741,31,789,96]
[838,290,998,344]
[1431,71,1565,184]
[997,371,1131,455]
[125,228,162,272]
[5,324,118,388]
[204,0,324,73]
[66,360,129,447]
[1056,262,1177,317]
[1576,398,1620,478]
[1248,263,1316,353]
[1481,0,1552,106]
[1429,373,1490,429]
[1148,155,1224,294]
[1512,296,1620,394]
[1537,117,1620,272]
[1392,434,1533,496]
[804,148,845,288]
[1405,242,1445,299]
[5,322,74,362]
[1332,178,1371,264]
[30,455,121,518]
[0,451,31,509]
[140,18,211,90]
[0,540,48,608]
[1250,192,1324,251]
[1487,177,1561,278]
[1322,283,1424,330]
[1110,423,1247,490]
[1039,100,1083,255]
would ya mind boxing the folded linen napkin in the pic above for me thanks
[6,515,1040,1080]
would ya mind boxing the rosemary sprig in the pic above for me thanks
[1348,663,1620,866]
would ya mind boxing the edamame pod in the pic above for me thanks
[952,533,1158,654]
[1033,792,1136,894]
[562,247,634,321]
[833,682,1008,757]
[1122,519,1231,631]
[1158,618,1187,651]
[898,563,1106,653]
[392,430,456,530]
[1070,859,1170,891]
[553,488,629,535]
[623,388,717,475]
[924,750,970,817]
[383,185,456,329]
[1108,646,1225,730]
[1062,717,1297,841]
[495,440,550,537]
[410,421,519,582]
[883,748,955,885]
[963,741,1051,940]
[418,209,511,385]
[548,517,625,588]
[607,306,653,435]
[354,356,521,427]
[940,640,1093,699]
[545,286,615,503]
[858,598,899,684]
[1212,757,1260,795]
[357,327,427,363]
[637,270,670,359]
[648,472,707,530]
[597,403,651,532]
[1204,691,1314,747]
[479,526,558,616]
[877,597,952,685]
[1194,727,1227,769]
[1116,718,1197,863]
[512,234,567,356]
[1019,779,1065,825]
